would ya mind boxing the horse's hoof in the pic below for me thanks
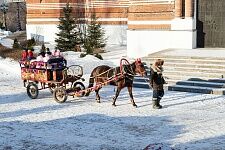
[112,104,116,107]
[96,100,100,103]
[133,104,137,108]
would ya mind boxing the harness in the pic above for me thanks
[72,58,145,96]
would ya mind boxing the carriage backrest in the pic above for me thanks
[66,65,83,77]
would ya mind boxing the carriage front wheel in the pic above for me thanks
[53,87,68,103]
[27,82,39,99]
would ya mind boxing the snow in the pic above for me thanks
[0,38,13,48]
[1,44,225,149]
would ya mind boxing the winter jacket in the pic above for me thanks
[27,51,34,60]
[21,51,28,61]
[149,66,165,91]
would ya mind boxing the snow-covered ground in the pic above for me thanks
[1,44,225,150]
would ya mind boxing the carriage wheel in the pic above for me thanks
[53,87,68,103]
[73,82,85,97]
[27,83,39,99]
[48,83,57,93]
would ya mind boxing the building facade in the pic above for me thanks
[26,0,196,58]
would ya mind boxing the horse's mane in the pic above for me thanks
[121,62,136,75]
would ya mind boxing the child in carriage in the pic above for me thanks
[52,49,61,57]
[21,49,28,61]
[27,49,35,60]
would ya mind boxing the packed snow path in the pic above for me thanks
[1,50,225,149]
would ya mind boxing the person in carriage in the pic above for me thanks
[150,59,166,109]
[35,52,45,68]
[46,48,52,55]
[27,49,35,60]
[21,48,28,61]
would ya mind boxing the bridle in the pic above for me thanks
[135,58,146,77]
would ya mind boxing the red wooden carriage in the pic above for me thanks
[19,57,85,103]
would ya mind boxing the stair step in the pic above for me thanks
[208,78,225,83]
[168,85,225,95]
[163,75,223,82]
[145,55,225,61]
[133,81,170,89]
[163,70,224,78]
[145,66,225,73]
[143,57,225,64]
[134,76,149,82]
[133,78,225,89]
[166,78,225,84]
[133,82,151,89]
[162,66,225,74]
[163,73,223,80]
[144,62,225,69]
[140,52,225,95]
[175,80,225,88]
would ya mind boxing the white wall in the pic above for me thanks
[102,25,127,46]
[127,18,197,58]
[26,24,59,45]
[127,29,196,58]
[27,18,197,59]
[26,24,127,46]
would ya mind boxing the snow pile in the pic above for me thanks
[0,38,13,48]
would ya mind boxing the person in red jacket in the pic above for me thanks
[21,49,28,61]
[27,49,34,60]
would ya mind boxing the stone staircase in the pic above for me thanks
[134,52,225,95]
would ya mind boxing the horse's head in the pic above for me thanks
[133,58,147,77]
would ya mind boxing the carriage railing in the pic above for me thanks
[19,57,67,70]
[19,57,68,83]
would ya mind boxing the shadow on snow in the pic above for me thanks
[0,113,183,150]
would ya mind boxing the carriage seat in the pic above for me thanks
[47,57,67,70]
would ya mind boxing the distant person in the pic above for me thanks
[46,48,52,55]
[43,53,51,62]
[150,59,166,109]
[21,49,28,61]
[36,53,44,68]
[39,49,46,57]
[52,49,61,57]
[43,53,52,69]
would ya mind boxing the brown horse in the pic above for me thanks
[85,59,147,107]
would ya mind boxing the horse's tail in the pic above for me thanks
[85,70,95,96]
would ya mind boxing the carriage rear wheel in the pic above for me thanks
[73,82,85,97]
[27,83,39,99]
[53,87,68,103]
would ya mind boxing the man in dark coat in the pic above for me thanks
[150,59,166,109]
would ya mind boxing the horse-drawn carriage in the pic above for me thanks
[19,57,147,106]
[19,57,85,103]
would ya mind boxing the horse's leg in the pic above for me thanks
[95,88,101,103]
[112,87,121,106]
[127,86,137,107]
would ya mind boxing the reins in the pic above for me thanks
[89,58,146,82]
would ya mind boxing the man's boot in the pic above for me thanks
[152,99,160,109]
[157,99,162,109]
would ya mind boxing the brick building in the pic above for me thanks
[26,0,196,57]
